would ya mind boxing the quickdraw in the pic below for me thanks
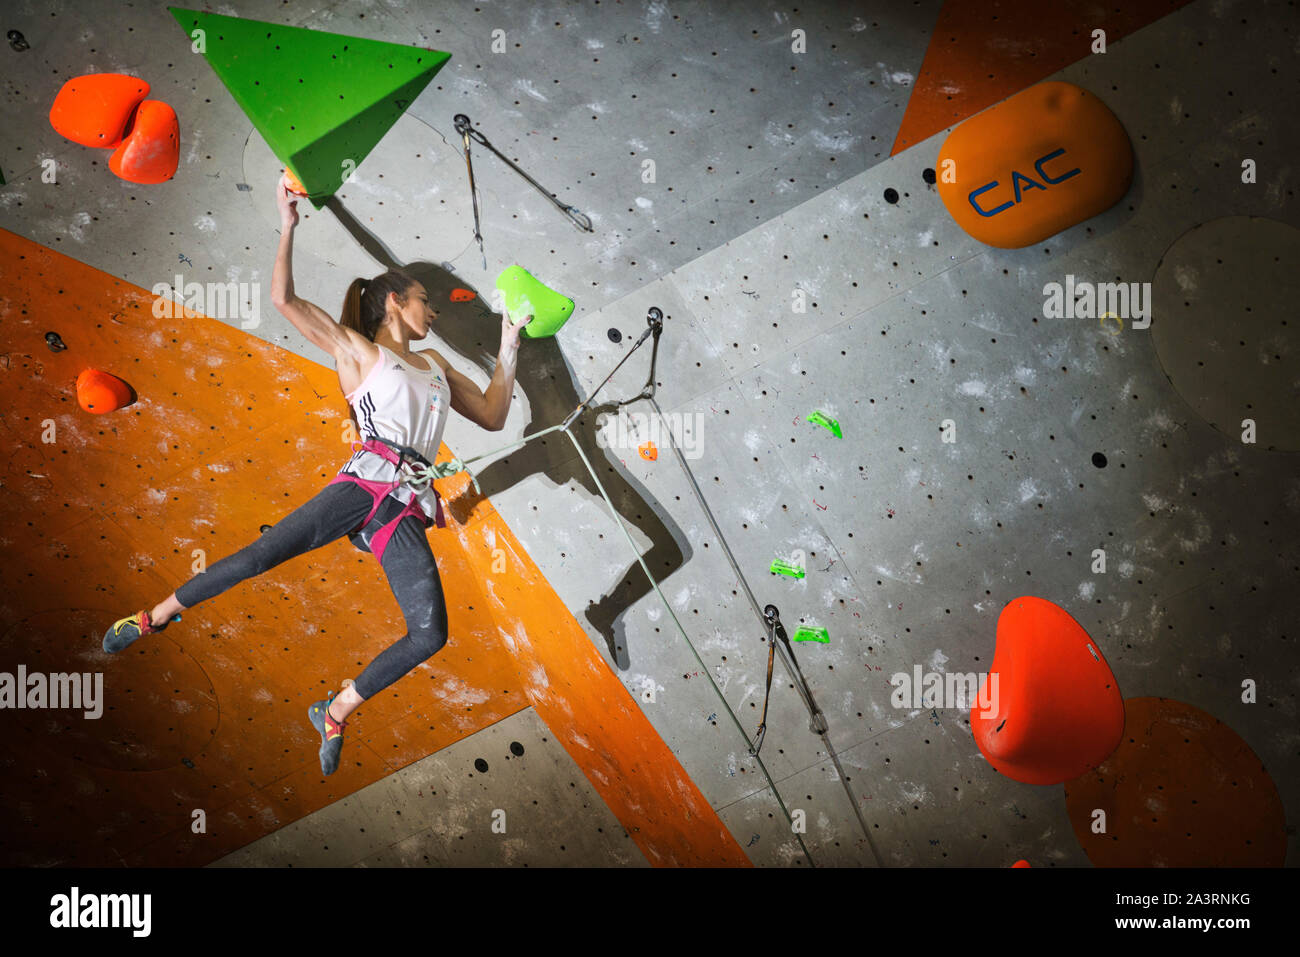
[453,113,594,267]
[750,604,826,757]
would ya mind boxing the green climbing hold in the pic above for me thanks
[495,265,574,339]
[769,559,806,579]
[806,411,841,438]
[169,7,449,208]
[792,626,830,644]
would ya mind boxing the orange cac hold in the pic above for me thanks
[76,368,132,414]
[283,168,308,196]
[936,81,1133,249]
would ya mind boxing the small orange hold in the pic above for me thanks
[282,168,308,196]
[109,100,179,184]
[1012,859,1031,868]
[49,73,150,149]
[449,287,476,302]
[76,368,132,414]
[638,442,658,461]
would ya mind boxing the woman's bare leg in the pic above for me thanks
[148,592,186,626]
[329,685,364,723]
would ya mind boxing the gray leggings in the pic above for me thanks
[174,481,449,700]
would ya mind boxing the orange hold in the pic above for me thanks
[936,82,1133,249]
[109,100,180,184]
[282,168,308,196]
[76,368,132,414]
[971,596,1124,785]
[49,73,150,149]
[449,288,476,302]
[1011,859,1031,868]
[638,442,658,461]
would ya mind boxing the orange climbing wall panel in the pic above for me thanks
[890,0,1194,156]
[0,227,748,867]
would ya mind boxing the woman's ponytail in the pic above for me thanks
[338,271,416,343]
[339,277,369,340]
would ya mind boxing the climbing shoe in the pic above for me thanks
[103,609,181,653]
[308,694,347,776]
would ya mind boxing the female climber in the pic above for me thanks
[102,173,531,775]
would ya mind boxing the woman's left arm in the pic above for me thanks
[424,310,531,432]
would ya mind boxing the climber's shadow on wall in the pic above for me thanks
[326,197,689,671]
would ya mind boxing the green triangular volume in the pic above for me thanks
[169,7,450,207]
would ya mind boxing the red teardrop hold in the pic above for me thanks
[76,368,132,414]
[109,100,180,184]
[49,73,151,149]
[971,596,1124,785]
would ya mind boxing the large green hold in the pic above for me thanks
[495,266,575,339]
[169,7,449,208]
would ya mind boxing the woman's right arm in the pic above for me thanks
[270,176,368,364]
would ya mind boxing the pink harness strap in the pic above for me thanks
[330,439,446,563]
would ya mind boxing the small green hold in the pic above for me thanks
[792,626,830,644]
[769,558,805,579]
[806,411,841,438]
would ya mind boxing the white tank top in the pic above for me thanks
[339,344,452,515]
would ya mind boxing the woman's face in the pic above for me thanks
[394,282,438,338]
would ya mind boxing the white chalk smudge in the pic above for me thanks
[515,78,548,102]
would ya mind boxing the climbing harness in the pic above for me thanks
[376,306,872,865]
[329,437,448,564]
[454,113,594,267]
[368,434,477,496]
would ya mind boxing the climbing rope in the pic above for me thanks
[376,422,559,495]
